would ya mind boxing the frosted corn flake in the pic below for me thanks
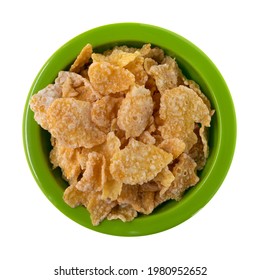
[154,166,175,195]
[100,132,123,201]
[92,49,140,67]
[88,62,135,95]
[62,76,79,97]
[70,43,92,73]
[56,71,101,102]
[47,98,106,148]
[117,85,154,138]
[200,125,209,159]
[107,204,138,222]
[158,138,186,159]
[86,191,117,226]
[111,44,151,56]
[149,56,181,93]
[75,152,106,192]
[182,76,212,111]
[144,46,165,63]
[56,71,84,92]
[188,125,208,170]
[49,140,81,184]
[137,130,156,145]
[110,138,173,185]
[91,96,122,131]
[125,56,148,86]
[159,85,211,151]
[29,42,214,226]
[63,185,90,208]
[30,84,61,130]
[117,185,155,215]
[139,181,160,192]
[161,153,199,202]
[144,57,158,75]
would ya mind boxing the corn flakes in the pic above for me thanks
[110,138,173,185]
[91,96,122,131]
[86,191,117,226]
[70,43,92,73]
[159,85,211,151]
[75,151,105,192]
[50,139,81,184]
[88,62,135,95]
[149,56,180,93]
[107,204,138,222]
[56,71,101,102]
[29,84,61,130]
[47,98,106,148]
[30,42,214,226]
[92,49,140,68]
[117,85,154,138]
[117,184,155,215]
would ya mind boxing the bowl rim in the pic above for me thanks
[23,22,236,236]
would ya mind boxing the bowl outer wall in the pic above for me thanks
[23,23,236,236]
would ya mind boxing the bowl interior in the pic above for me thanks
[23,23,236,236]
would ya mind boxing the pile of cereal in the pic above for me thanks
[30,43,214,225]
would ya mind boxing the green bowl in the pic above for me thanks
[23,23,236,236]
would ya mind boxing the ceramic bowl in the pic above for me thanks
[23,23,236,236]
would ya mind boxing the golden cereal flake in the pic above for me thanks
[49,140,81,184]
[107,204,138,222]
[75,152,106,192]
[158,138,186,159]
[144,46,165,63]
[149,56,180,93]
[100,132,122,201]
[182,76,212,111]
[189,125,209,170]
[117,85,154,138]
[144,57,158,74]
[86,191,117,226]
[29,84,61,130]
[46,98,106,148]
[75,83,102,103]
[139,191,155,214]
[117,185,155,215]
[79,132,123,200]
[154,166,175,195]
[125,56,148,86]
[160,153,199,202]
[110,44,151,56]
[63,185,90,208]
[110,138,173,185]
[200,125,209,159]
[159,85,211,151]
[62,76,79,97]
[137,131,156,145]
[145,75,158,96]
[55,71,101,102]
[88,62,135,95]
[64,185,116,226]
[139,181,160,192]
[70,43,92,73]
[91,96,122,131]
[92,49,140,67]
[102,178,123,202]
[77,147,91,170]
[110,118,128,148]
[55,71,85,88]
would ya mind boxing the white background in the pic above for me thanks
[1,0,259,279]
